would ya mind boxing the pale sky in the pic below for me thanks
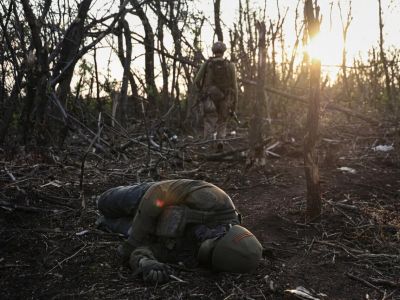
[216,0,399,65]
[85,0,400,85]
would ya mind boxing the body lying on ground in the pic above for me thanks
[96,179,263,283]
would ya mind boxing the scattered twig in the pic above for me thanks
[325,200,356,224]
[369,277,400,288]
[356,253,400,260]
[346,272,384,293]
[199,147,248,161]
[315,240,360,258]
[4,166,26,197]
[0,200,60,213]
[169,274,187,283]
[215,282,226,294]
[45,244,88,275]
[0,264,31,268]
[79,125,103,209]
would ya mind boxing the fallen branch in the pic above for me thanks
[369,277,400,288]
[4,167,25,196]
[174,167,202,176]
[356,253,400,260]
[241,80,379,125]
[0,200,59,213]
[346,272,384,293]
[327,200,359,212]
[45,244,88,274]
[315,240,360,258]
[199,138,275,161]
[200,146,248,161]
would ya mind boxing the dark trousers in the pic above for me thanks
[96,183,154,236]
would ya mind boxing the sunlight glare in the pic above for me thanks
[301,23,346,80]
[304,29,343,66]
[305,34,323,61]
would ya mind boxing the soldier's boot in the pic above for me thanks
[96,216,132,236]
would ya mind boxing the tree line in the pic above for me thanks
[0,0,398,145]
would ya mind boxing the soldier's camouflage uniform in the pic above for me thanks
[97,179,240,269]
[194,57,238,142]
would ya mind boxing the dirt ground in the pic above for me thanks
[1,120,399,300]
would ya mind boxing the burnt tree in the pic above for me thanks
[338,1,353,102]
[303,0,322,222]
[247,21,267,168]
[53,0,92,108]
[378,0,395,111]
[214,0,223,41]
[20,0,52,144]
[130,0,158,105]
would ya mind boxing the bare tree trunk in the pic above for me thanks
[154,2,169,114]
[53,0,92,107]
[378,0,394,111]
[130,0,158,105]
[247,21,267,168]
[214,0,223,41]
[115,16,132,127]
[93,47,101,113]
[338,1,353,103]
[0,2,25,144]
[114,24,139,116]
[269,4,287,87]
[0,67,25,144]
[270,21,278,87]
[284,1,303,85]
[303,0,322,222]
[184,17,205,132]
[168,1,182,115]
[20,0,51,144]
[122,20,133,123]
[236,0,254,114]
[52,0,92,145]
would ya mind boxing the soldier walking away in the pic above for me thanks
[96,179,263,283]
[194,42,239,152]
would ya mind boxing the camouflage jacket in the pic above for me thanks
[194,57,239,111]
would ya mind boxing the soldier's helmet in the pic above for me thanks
[212,41,227,54]
[198,225,263,273]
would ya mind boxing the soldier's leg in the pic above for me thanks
[96,184,153,235]
[97,184,154,217]
[215,99,229,151]
[96,216,132,236]
[202,98,217,140]
[203,113,217,140]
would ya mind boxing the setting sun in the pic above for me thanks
[304,29,343,66]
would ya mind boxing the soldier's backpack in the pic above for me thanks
[209,58,231,91]
[201,58,232,102]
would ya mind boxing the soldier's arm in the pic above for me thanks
[129,246,156,272]
[129,246,171,283]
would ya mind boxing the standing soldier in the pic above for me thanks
[194,42,238,152]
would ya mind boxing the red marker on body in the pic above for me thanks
[155,199,165,208]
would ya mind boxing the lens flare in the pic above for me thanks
[155,199,165,208]
[305,34,323,61]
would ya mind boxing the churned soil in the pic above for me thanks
[1,120,399,299]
